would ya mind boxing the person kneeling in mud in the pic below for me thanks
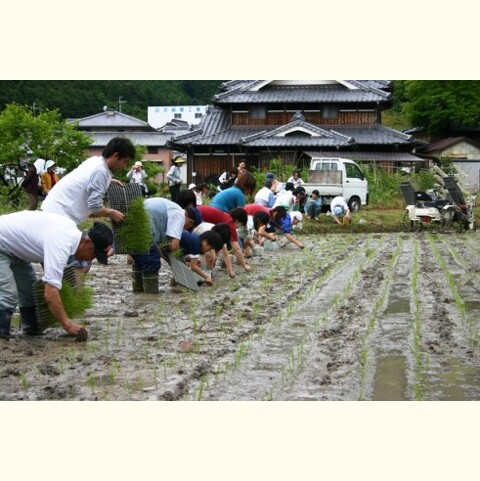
[177,230,224,285]
[130,197,200,294]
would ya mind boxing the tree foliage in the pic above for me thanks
[0,103,92,206]
[0,81,225,120]
[398,80,480,135]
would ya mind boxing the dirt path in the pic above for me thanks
[1,232,479,400]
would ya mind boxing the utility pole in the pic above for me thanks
[118,96,127,112]
[32,101,41,116]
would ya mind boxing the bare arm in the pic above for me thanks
[90,206,125,223]
[44,283,88,341]
[231,240,251,272]
[189,259,213,285]
[285,233,304,249]
[221,245,236,278]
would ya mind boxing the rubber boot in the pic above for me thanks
[20,306,44,336]
[142,273,159,294]
[131,265,144,293]
[0,309,14,339]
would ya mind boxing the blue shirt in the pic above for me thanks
[272,213,293,234]
[180,230,201,257]
[210,186,246,213]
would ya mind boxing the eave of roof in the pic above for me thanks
[86,131,172,147]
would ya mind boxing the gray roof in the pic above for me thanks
[70,110,155,130]
[86,131,173,147]
[171,108,416,148]
[302,151,426,162]
[213,80,391,104]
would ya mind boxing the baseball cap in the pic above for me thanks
[88,222,114,265]
[266,173,274,179]
[185,207,203,228]
[333,206,343,216]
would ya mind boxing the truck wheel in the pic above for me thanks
[348,197,361,212]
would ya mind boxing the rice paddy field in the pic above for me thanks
[2,229,480,401]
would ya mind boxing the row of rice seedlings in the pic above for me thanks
[427,234,476,345]
[264,235,382,400]
[358,236,403,400]
[410,238,426,400]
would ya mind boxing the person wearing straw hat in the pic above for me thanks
[40,160,60,197]
[166,156,186,202]
[126,160,148,197]
[0,210,114,341]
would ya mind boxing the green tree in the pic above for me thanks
[401,80,480,135]
[0,103,91,207]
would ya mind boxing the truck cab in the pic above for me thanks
[304,157,368,211]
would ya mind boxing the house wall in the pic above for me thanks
[231,111,377,126]
[438,141,480,160]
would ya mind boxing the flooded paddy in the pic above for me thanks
[1,231,480,401]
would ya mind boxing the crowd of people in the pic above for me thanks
[1,142,351,342]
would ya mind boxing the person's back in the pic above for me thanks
[273,182,295,211]
[210,185,245,212]
[143,197,185,245]
[254,180,275,207]
[41,156,109,224]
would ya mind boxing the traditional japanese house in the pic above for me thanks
[169,80,427,184]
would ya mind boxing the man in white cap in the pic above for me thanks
[329,196,351,225]
[126,160,148,196]
[166,156,186,202]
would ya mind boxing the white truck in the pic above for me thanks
[302,157,369,211]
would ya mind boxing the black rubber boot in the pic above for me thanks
[131,265,144,293]
[142,273,159,294]
[20,306,44,336]
[0,309,13,339]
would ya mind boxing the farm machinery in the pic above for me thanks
[400,176,476,232]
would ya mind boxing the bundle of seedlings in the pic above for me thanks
[34,265,93,328]
[114,196,152,254]
[107,184,151,254]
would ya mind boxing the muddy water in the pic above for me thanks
[1,232,480,401]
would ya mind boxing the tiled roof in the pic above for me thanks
[302,151,425,162]
[171,108,416,148]
[70,110,155,130]
[422,136,480,152]
[238,113,355,148]
[87,131,172,147]
[213,80,391,104]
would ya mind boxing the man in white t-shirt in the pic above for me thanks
[0,210,114,341]
[42,137,136,224]
[254,180,275,208]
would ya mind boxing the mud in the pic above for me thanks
[1,231,480,401]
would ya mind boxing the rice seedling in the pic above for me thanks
[20,373,29,391]
[87,374,96,394]
[234,342,248,369]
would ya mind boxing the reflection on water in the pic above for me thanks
[373,356,407,401]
